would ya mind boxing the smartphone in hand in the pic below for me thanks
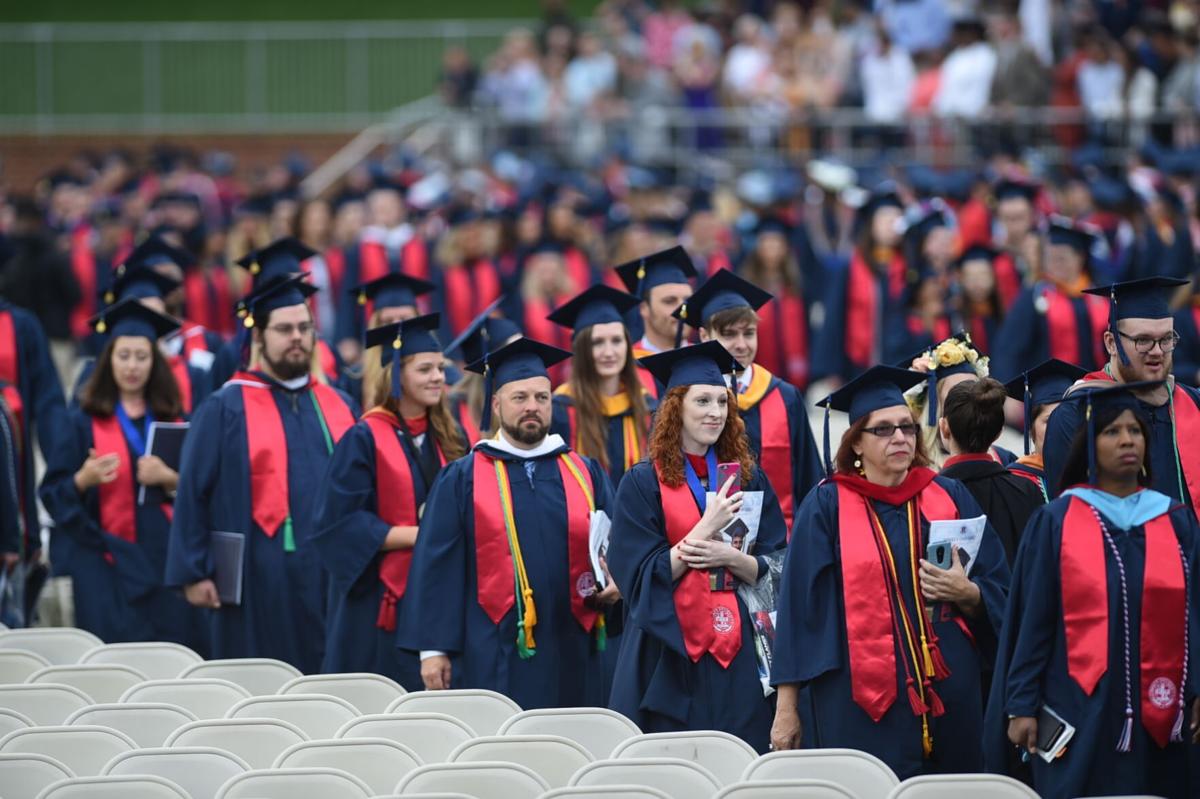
[716,462,741,493]
[926,542,954,570]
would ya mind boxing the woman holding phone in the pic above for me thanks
[607,341,788,752]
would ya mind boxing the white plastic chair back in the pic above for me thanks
[0,683,92,725]
[28,664,148,703]
[0,725,136,776]
[226,693,358,739]
[0,628,102,665]
[66,703,198,748]
[612,731,756,787]
[396,761,549,799]
[540,788,674,799]
[498,708,641,760]
[0,648,51,682]
[387,689,521,736]
[279,673,407,714]
[742,749,900,798]
[79,642,202,680]
[885,774,1041,799]
[449,734,592,789]
[121,678,251,719]
[0,752,75,799]
[337,712,474,764]
[715,779,858,799]
[215,766,373,799]
[570,758,722,799]
[180,658,302,696]
[274,738,423,795]
[103,746,251,799]
[0,706,33,737]
[166,718,309,769]
[34,774,192,799]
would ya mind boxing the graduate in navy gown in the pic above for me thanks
[397,338,614,708]
[442,301,522,447]
[315,313,468,690]
[1043,277,1200,511]
[949,245,1007,358]
[343,272,435,409]
[1003,358,1087,502]
[613,245,697,361]
[608,341,789,753]
[40,300,206,649]
[985,382,1200,799]
[771,366,1011,777]
[1171,279,1200,387]
[166,274,359,673]
[676,269,822,534]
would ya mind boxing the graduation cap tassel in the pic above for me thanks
[1111,289,1132,367]
[1086,397,1096,485]
[390,335,403,401]
[480,358,494,434]
[594,614,607,652]
[635,258,646,299]
[926,370,938,428]
[1022,377,1032,455]
[822,405,833,476]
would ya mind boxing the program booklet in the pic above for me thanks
[138,421,189,506]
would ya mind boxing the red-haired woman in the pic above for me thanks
[607,341,788,753]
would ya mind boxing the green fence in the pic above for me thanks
[0,20,523,133]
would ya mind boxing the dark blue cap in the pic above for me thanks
[364,312,442,366]
[120,235,194,272]
[755,216,791,237]
[105,265,181,304]
[673,269,772,330]
[818,365,926,424]
[90,297,180,341]
[900,332,983,425]
[466,337,572,431]
[637,340,738,390]
[546,285,640,338]
[1046,218,1098,253]
[860,184,904,217]
[1003,358,1088,454]
[904,205,953,244]
[957,244,999,265]
[994,178,1038,203]
[444,297,523,364]
[614,246,698,299]
[1083,276,1189,321]
[236,273,318,326]
[1059,379,1161,483]
[236,237,318,284]
[350,272,435,311]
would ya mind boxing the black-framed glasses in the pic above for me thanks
[862,422,920,438]
[1117,331,1180,354]
[266,322,315,337]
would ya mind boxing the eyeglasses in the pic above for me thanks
[266,322,315,337]
[1117,331,1180,354]
[862,422,920,438]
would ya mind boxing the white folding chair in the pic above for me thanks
[0,648,51,682]
[79,642,203,680]
[742,749,900,798]
[0,752,75,799]
[0,725,136,776]
[338,713,474,764]
[28,664,148,703]
[0,628,102,665]
[280,673,407,714]
[121,678,251,719]
[396,761,549,799]
[540,789,674,799]
[449,734,592,789]
[225,693,358,739]
[34,774,192,799]
[387,689,521,736]
[0,707,33,737]
[886,774,1041,799]
[715,779,857,799]
[103,746,251,799]
[180,658,302,696]
[0,683,92,725]
[215,766,373,799]
[570,758,722,799]
[274,738,423,795]
[166,718,309,769]
[498,708,641,760]
[66,703,199,749]
[612,731,756,787]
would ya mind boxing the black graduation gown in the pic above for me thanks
[772,477,1011,778]
[984,499,1200,799]
[940,457,1045,565]
[607,462,788,753]
[395,438,615,709]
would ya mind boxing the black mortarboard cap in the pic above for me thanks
[90,297,180,340]
[673,269,772,331]
[1003,358,1088,454]
[637,340,738,391]
[816,365,927,473]
[466,337,572,431]
[235,237,317,284]
[546,285,640,338]
[613,245,698,300]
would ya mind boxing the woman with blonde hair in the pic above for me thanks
[348,272,435,409]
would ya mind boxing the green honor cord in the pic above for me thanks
[280,392,336,555]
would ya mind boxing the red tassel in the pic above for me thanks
[925,682,946,717]
[376,592,397,632]
[929,642,951,681]
[906,678,929,715]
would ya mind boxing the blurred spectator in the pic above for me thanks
[565,30,618,110]
[1163,28,1200,111]
[990,11,1050,109]
[722,14,772,103]
[1077,31,1126,119]
[933,17,998,118]
[878,0,952,55]
[861,21,915,123]
[643,0,693,69]
[479,29,549,142]
[439,46,479,108]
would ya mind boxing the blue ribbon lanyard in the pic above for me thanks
[115,403,152,456]
[683,447,719,513]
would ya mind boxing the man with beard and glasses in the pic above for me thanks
[1043,277,1200,514]
[166,274,359,672]
[398,338,615,708]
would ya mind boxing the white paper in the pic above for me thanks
[928,514,987,575]
[588,510,612,588]
[705,489,765,555]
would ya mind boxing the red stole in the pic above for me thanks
[324,246,346,300]
[992,252,1022,312]
[184,268,234,337]
[445,260,502,335]
[0,311,22,440]
[657,462,742,668]
[1043,286,1108,367]
[1060,496,1186,747]
[636,367,660,399]
[756,294,809,390]
[364,410,444,632]
[522,294,572,384]
[402,238,429,282]
[359,240,389,283]
[846,250,906,370]
[168,356,193,415]
[455,395,482,446]
[968,314,991,356]
[834,469,958,721]
[69,225,97,340]
[738,368,794,533]
[563,247,592,292]
[472,448,599,633]
[316,340,339,383]
[92,415,138,543]
[705,249,732,277]
[236,372,354,537]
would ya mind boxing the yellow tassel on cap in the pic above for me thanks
[250,263,261,275]
[96,319,107,333]
[104,291,114,304]
[636,262,646,280]
[392,335,402,350]
[358,290,367,306]
[243,315,254,328]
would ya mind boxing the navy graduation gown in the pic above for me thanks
[314,418,450,691]
[984,499,1200,799]
[39,409,207,651]
[1173,304,1200,387]
[772,477,1011,778]
[549,390,657,487]
[165,376,359,673]
[395,438,614,709]
[991,284,1106,381]
[606,462,788,753]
